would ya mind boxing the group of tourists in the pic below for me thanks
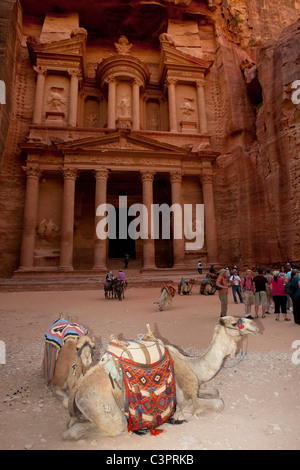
[215,263,300,325]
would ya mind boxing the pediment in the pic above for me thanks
[55,131,189,154]
[159,43,213,82]
[27,30,87,63]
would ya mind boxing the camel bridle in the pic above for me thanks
[222,317,245,335]
[77,341,95,358]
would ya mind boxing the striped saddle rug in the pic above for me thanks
[105,336,176,434]
[43,317,88,384]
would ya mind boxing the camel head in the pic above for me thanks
[219,316,259,338]
[76,335,95,368]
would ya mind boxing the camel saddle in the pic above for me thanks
[104,335,176,433]
[162,284,176,297]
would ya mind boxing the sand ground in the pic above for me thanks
[0,283,299,451]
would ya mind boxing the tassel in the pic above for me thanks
[150,428,164,436]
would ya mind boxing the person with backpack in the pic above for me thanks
[241,269,255,319]
[230,269,244,304]
[290,269,300,325]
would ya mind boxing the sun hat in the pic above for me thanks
[273,270,279,276]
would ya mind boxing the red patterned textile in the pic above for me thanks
[121,351,176,432]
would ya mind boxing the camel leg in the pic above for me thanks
[52,386,69,409]
[63,366,127,440]
[199,385,220,399]
[193,396,224,415]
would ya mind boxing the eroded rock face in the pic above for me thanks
[0,1,299,276]
[213,18,300,267]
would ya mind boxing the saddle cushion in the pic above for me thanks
[122,351,176,432]
[107,339,165,365]
[106,338,176,432]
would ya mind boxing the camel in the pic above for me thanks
[154,284,176,311]
[178,278,197,295]
[62,316,258,440]
[200,272,218,295]
[51,335,95,408]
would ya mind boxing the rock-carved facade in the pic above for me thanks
[1,0,299,278]
[17,15,218,274]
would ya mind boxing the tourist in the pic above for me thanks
[241,269,254,319]
[124,253,129,269]
[290,269,300,325]
[117,269,126,283]
[216,269,229,317]
[264,268,273,314]
[197,260,202,274]
[106,271,114,282]
[253,268,268,318]
[229,269,243,304]
[270,271,290,321]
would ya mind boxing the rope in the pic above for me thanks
[221,350,246,369]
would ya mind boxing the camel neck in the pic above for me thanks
[191,326,238,383]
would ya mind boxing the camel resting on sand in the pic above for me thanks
[62,316,258,440]
[51,335,95,408]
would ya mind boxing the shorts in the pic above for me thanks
[244,290,254,305]
[255,291,267,306]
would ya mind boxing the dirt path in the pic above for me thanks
[0,286,299,450]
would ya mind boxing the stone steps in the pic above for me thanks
[0,267,208,292]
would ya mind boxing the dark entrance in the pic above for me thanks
[107,171,142,263]
[153,173,173,268]
[73,172,95,270]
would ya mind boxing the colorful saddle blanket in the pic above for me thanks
[106,338,176,433]
[44,317,88,349]
[44,317,88,384]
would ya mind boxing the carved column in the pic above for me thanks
[59,168,77,271]
[19,166,41,269]
[132,79,141,131]
[94,168,109,270]
[196,78,208,134]
[200,173,218,263]
[166,77,177,133]
[140,171,156,270]
[107,76,116,129]
[170,172,186,267]
[32,66,47,125]
[68,70,80,127]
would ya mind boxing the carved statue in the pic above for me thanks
[118,95,130,117]
[47,88,66,111]
[180,98,195,118]
[114,35,132,55]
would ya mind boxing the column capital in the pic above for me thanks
[105,75,117,85]
[67,68,81,78]
[170,171,182,184]
[94,168,110,181]
[60,167,78,180]
[33,65,47,76]
[196,78,205,88]
[22,165,41,180]
[165,77,178,87]
[140,170,155,183]
[200,173,213,184]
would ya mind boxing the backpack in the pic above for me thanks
[284,278,298,297]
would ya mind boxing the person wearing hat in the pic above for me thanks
[216,269,230,317]
[241,270,255,319]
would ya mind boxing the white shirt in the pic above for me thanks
[230,275,241,286]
